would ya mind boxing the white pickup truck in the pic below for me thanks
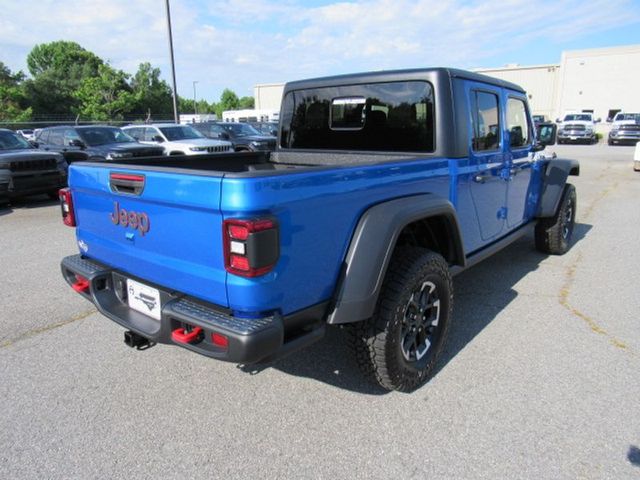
[557,112,599,145]
[607,112,640,146]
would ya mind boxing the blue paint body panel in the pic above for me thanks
[67,78,546,319]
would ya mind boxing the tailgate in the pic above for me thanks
[70,165,228,307]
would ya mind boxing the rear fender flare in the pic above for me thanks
[537,159,580,217]
[327,194,465,325]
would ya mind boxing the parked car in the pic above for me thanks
[249,121,278,137]
[608,112,640,145]
[122,124,233,155]
[556,113,599,144]
[191,122,276,152]
[34,125,164,163]
[0,128,67,203]
[59,67,575,392]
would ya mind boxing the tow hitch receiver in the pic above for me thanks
[124,330,153,350]
[171,326,203,344]
[71,275,90,294]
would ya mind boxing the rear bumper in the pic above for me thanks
[60,254,295,363]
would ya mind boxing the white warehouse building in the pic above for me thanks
[253,44,640,127]
[477,44,640,124]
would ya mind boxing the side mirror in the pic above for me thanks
[535,123,557,148]
[69,139,86,148]
[152,135,164,143]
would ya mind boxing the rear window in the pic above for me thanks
[280,81,434,152]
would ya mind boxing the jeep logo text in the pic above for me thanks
[111,202,150,236]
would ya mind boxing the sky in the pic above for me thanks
[1,0,640,103]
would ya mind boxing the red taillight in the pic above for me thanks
[212,332,229,349]
[59,188,76,227]
[228,224,249,240]
[223,218,279,277]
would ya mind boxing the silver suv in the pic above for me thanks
[123,124,233,155]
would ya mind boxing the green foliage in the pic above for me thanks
[73,65,135,121]
[239,96,255,109]
[216,88,240,117]
[25,41,103,115]
[5,40,256,122]
[131,62,173,114]
[27,40,102,77]
[0,62,31,122]
[179,96,217,115]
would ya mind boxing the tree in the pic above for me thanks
[73,64,135,120]
[130,62,173,114]
[239,96,254,109]
[24,41,103,115]
[216,88,240,117]
[0,62,31,122]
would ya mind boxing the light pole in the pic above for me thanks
[193,81,199,116]
[164,0,179,123]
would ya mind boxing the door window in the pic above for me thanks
[63,128,81,146]
[49,129,64,146]
[471,91,501,151]
[36,130,50,144]
[506,98,531,148]
[143,127,160,142]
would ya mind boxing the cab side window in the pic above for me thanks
[127,127,142,140]
[49,129,64,146]
[507,98,531,148]
[63,128,81,146]
[144,128,160,142]
[36,130,50,144]
[471,91,500,152]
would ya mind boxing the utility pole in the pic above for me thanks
[164,0,179,123]
[193,81,199,116]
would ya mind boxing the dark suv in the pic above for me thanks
[0,129,67,202]
[35,126,164,163]
[191,122,276,152]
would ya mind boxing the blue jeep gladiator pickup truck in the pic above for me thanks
[59,68,577,392]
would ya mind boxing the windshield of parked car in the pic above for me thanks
[0,130,32,150]
[563,114,592,122]
[159,125,204,141]
[221,123,261,137]
[614,113,640,122]
[78,127,135,146]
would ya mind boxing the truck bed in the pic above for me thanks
[88,150,427,177]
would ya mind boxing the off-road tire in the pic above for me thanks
[535,183,576,255]
[349,247,453,392]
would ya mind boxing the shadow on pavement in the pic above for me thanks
[1,194,58,212]
[0,204,12,216]
[628,445,640,467]
[239,224,592,395]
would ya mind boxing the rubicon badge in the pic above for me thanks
[111,201,150,236]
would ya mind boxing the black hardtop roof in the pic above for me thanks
[284,67,525,94]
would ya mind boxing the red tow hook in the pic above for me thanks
[171,326,203,344]
[72,275,90,293]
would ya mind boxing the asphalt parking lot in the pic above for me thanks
[1,144,639,479]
